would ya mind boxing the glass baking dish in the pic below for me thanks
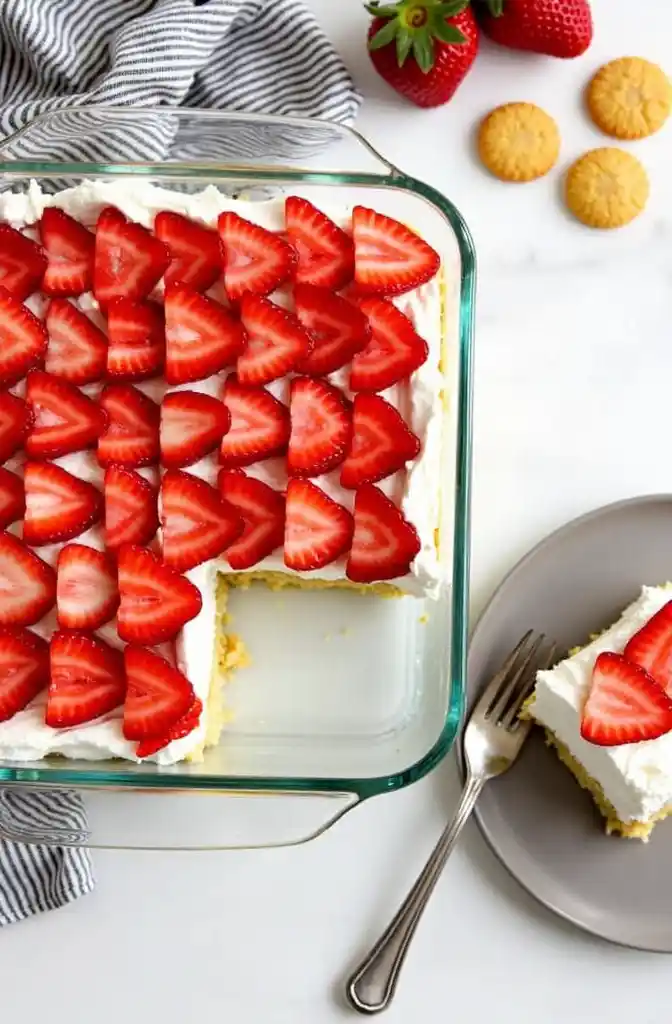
[0,108,475,849]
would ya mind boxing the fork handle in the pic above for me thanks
[346,773,485,1015]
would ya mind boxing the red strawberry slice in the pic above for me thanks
[351,297,429,392]
[346,484,420,583]
[0,468,24,528]
[218,211,296,302]
[164,282,246,385]
[287,377,351,478]
[0,627,49,723]
[117,544,202,645]
[93,206,170,307]
[237,294,312,386]
[352,206,440,297]
[38,208,95,297]
[98,383,160,467]
[103,465,158,554]
[218,470,285,571]
[106,298,164,381]
[123,644,195,742]
[160,390,231,469]
[23,462,102,546]
[160,469,243,572]
[341,393,421,489]
[624,601,672,695]
[581,651,672,746]
[25,370,106,459]
[0,390,30,463]
[0,224,47,300]
[44,298,107,384]
[135,695,203,758]
[0,286,48,388]
[284,479,353,571]
[56,543,119,631]
[285,196,354,290]
[219,375,290,467]
[293,284,370,376]
[47,631,126,728]
[0,532,56,626]
[155,211,222,292]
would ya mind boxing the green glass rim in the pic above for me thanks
[0,159,475,801]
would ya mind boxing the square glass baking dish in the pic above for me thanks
[0,108,475,849]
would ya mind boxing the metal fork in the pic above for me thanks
[346,630,557,1016]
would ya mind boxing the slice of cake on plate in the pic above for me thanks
[528,585,672,840]
[0,180,450,766]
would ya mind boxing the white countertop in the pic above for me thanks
[3,1,672,1020]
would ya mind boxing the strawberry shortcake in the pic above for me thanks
[0,180,447,764]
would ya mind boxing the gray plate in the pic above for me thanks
[466,494,672,952]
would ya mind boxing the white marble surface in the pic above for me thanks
[3,1,672,1021]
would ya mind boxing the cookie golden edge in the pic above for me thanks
[587,56,672,140]
[564,147,650,229]
[478,102,561,183]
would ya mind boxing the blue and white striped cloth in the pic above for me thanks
[0,0,360,923]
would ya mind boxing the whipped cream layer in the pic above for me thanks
[0,179,448,766]
[532,585,672,823]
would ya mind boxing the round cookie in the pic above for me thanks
[587,57,671,140]
[478,102,560,182]
[564,148,649,229]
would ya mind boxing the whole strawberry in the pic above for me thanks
[366,1,479,109]
[477,0,592,58]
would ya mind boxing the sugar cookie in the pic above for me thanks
[587,57,671,140]
[478,102,560,182]
[564,148,649,229]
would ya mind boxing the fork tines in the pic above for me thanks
[479,631,557,729]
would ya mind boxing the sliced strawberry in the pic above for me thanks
[44,298,107,384]
[106,298,164,381]
[155,211,222,292]
[341,394,421,489]
[624,601,672,695]
[164,282,246,385]
[0,468,24,528]
[38,208,95,297]
[117,545,202,645]
[219,375,290,467]
[56,543,119,631]
[0,390,30,463]
[581,651,672,746]
[160,470,243,573]
[293,284,369,376]
[98,383,160,467]
[123,644,195,741]
[284,479,353,572]
[0,627,49,722]
[103,465,158,554]
[25,370,105,459]
[346,484,420,584]
[160,390,230,469]
[0,532,56,626]
[135,696,203,758]
[47,630,126,728]
[237,294,311,386]
[218,211,296,302]
[0,286,48,388]
[352,206,440,297]
[0,224,47,300]
[285,196,354,290]
[218,470,285,571]
[351,297,429,392]
[93,206,170,307]
[287,377,351,478]
[23,462,102,546]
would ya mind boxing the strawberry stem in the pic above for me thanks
[366,0,469,71]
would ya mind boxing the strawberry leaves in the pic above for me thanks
[366,0,469,71]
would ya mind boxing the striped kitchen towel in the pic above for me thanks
[0,0,360,923]
[0,0,362,163]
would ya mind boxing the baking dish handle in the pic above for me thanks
[0,785,360,851]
